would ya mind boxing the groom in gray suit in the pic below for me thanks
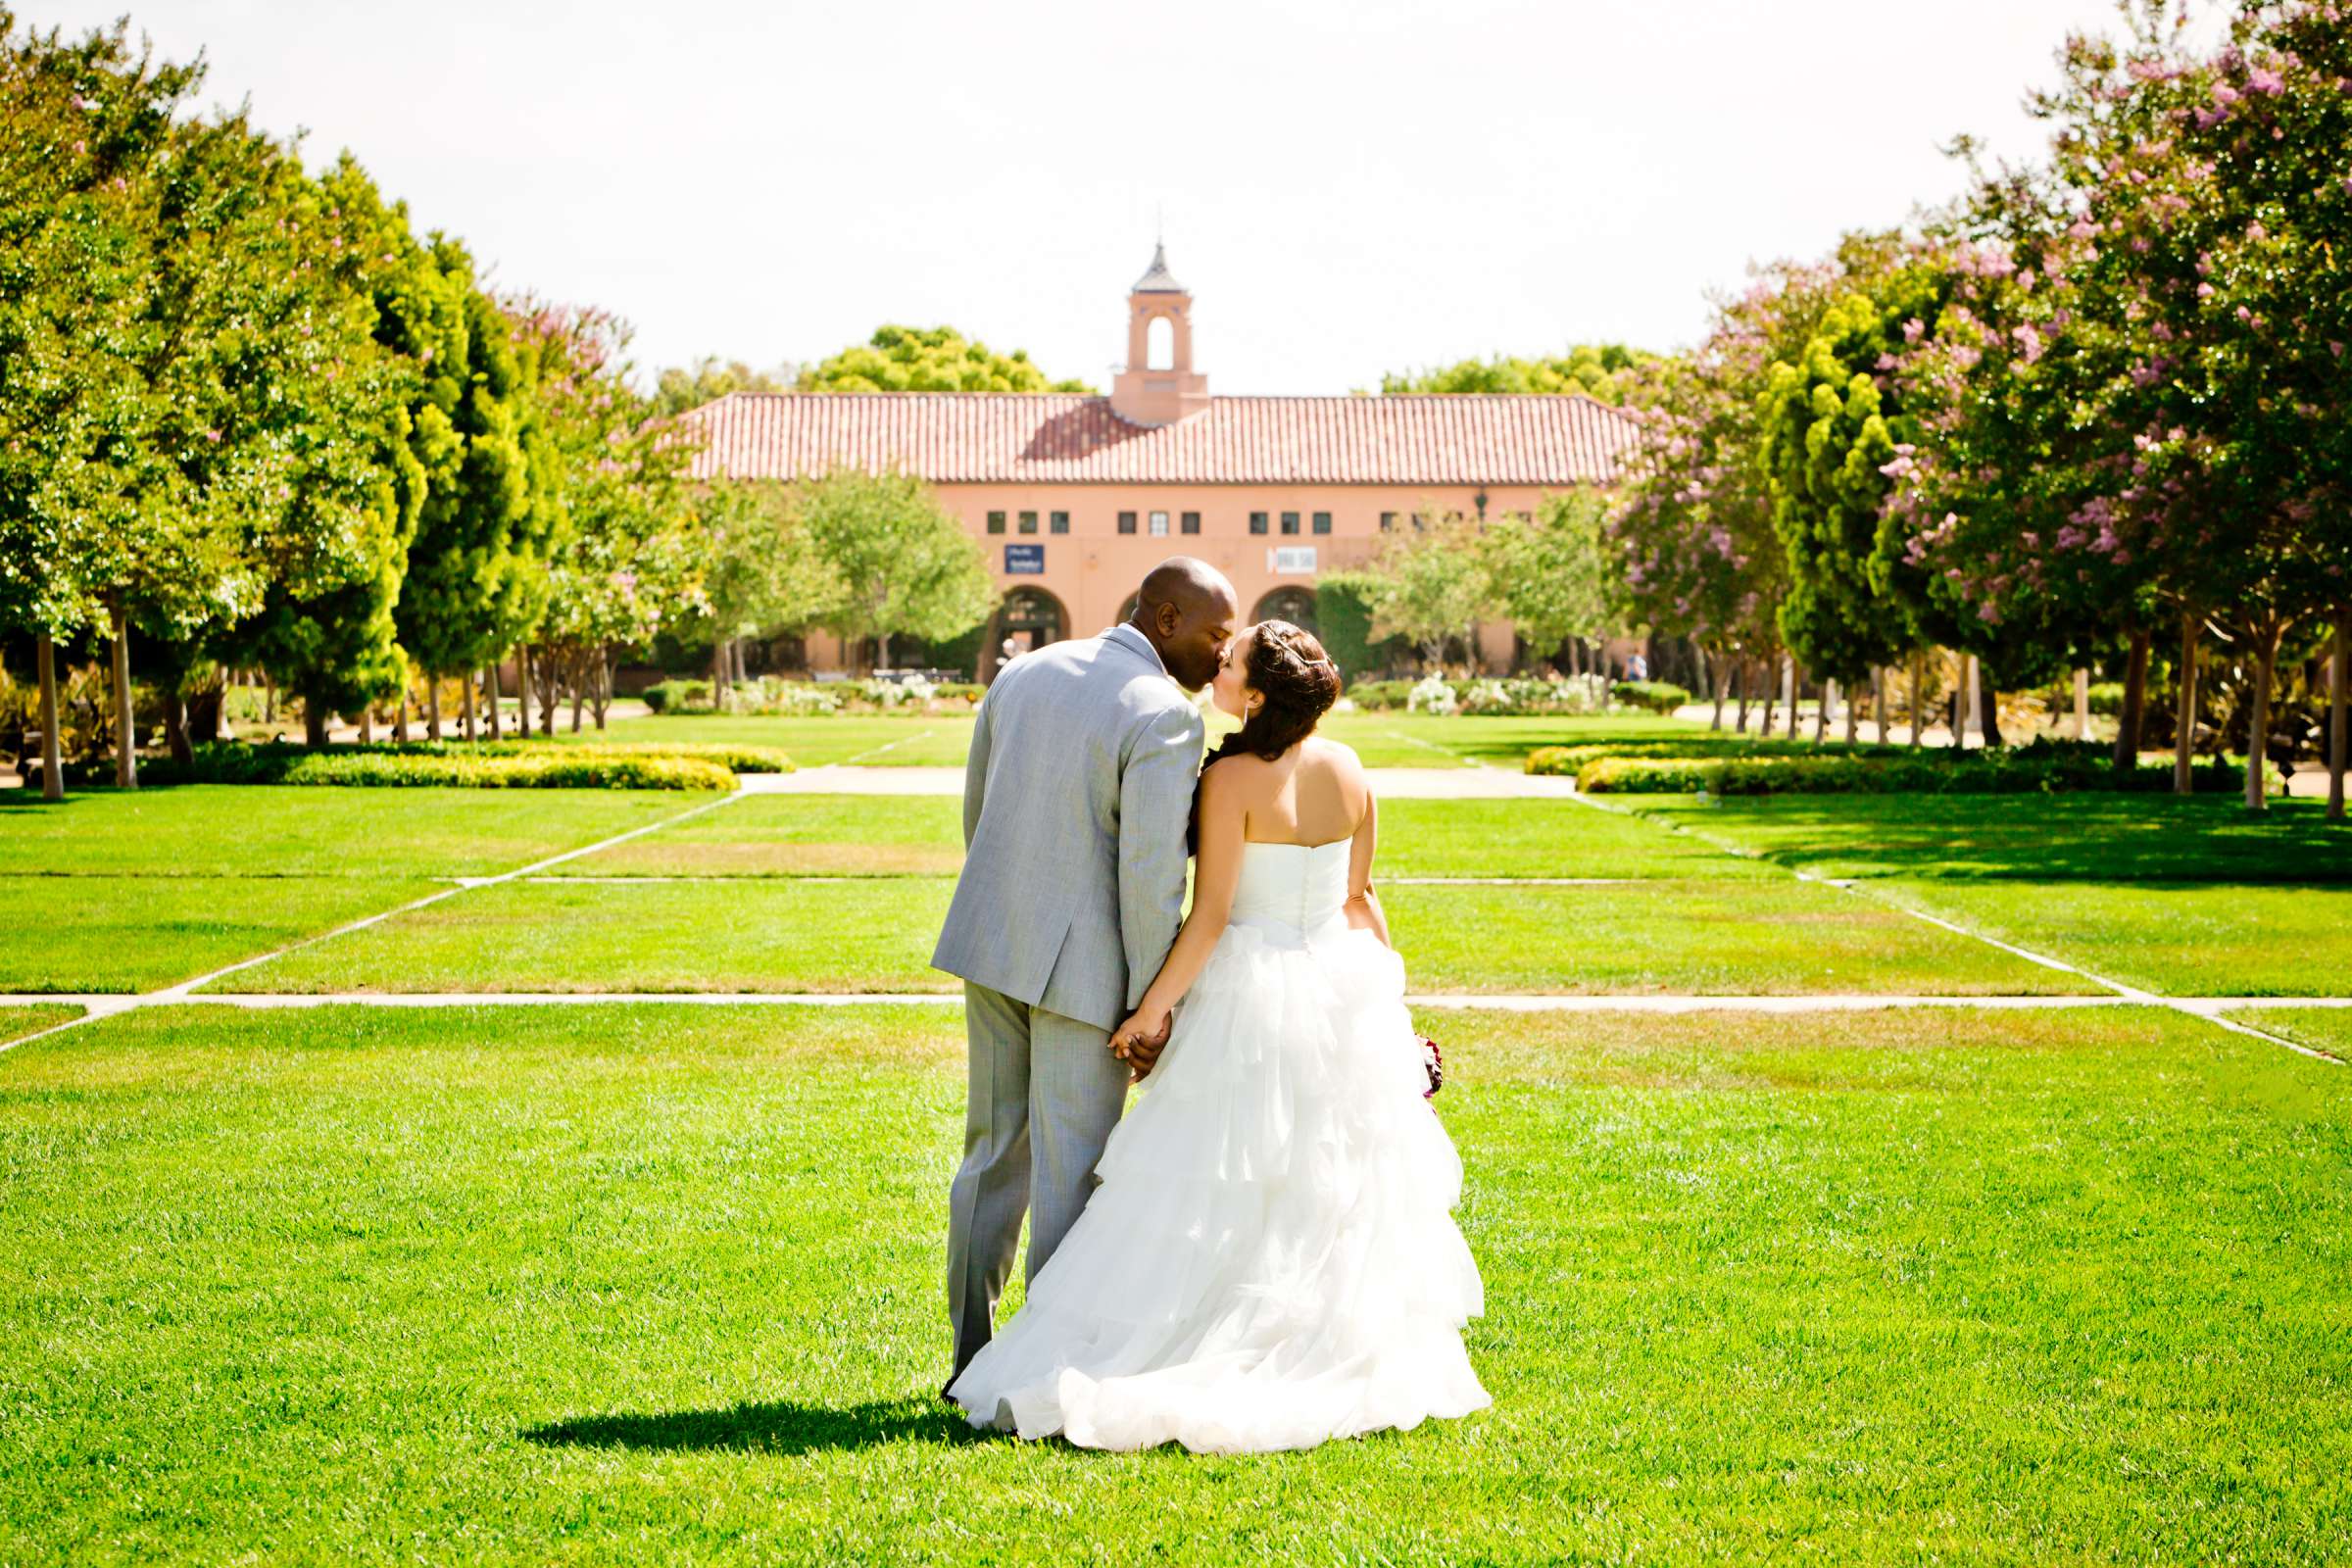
[934,557,1238,1378]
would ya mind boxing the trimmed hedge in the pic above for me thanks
[117,740,787,790]
[1546,740,2273,797]
[1609,680,1693,714]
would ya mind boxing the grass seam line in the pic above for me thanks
[1567,786,2344,1067]
[0,787,755,1057]
[1383,728,1489,768]
[842,728,937,765]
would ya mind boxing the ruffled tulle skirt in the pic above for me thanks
[947,917,1490,1453]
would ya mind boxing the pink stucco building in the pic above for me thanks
[682,248,1639,678]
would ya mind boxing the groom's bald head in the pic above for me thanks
[1130,557,1238,691]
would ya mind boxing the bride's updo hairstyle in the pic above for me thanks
[1206,620,1343,767]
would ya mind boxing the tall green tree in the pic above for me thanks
[1480,491,1619,668]
[799,325,1093,394]
[1376,344,1654,404]
[651,356,797,418]
[1337,513,1497,668]
[393,250,537,738]
[793,466,995,671]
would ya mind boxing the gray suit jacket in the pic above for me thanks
[932,623,1203,1032]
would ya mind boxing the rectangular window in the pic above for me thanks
[1249,512,1269,536]
[1117,511,1138,535]
[1180,511,1200,535]
[1050,511,1069,535]
[1149,511,1170,537]
[1311,511,1332,535]
[986,511,1006,535]
[1380,512,1396,532]
[1017,510,1039,535]
[1412,512,1428,532]
[1280,511,1300,536]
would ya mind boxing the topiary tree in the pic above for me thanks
[799,325,1092,394]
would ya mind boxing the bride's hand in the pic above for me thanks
[1109,1004,1173,1082]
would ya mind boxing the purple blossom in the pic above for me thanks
[2246,68,2283,95]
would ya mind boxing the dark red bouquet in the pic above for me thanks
[1419,1035,1444,1100]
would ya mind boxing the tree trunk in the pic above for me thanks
[516,647,534,736]
[304,696,330,750]
[1872,666,1888,745]
[111,598,136,788]
[712,638,731,712]
[2328,617,2346,822]
[2173,613,2200,797]
[186,681,221,748]
[2073,667,2090,742]
[487,660,504,741]
[427,678,443,743]
[264,674,275,725]
[1781,657,1797,739]
[1981,682,2005,749]
[1843,680,1858,746]
[877,632,894,673]
[1962,656,1984,748]
[2244,620,2283,811]
[1734,661,1751,734]
[1708,652,1727,731]
[461,670,478,743]
[162,689,191,765]
[36,632,63,801]
[2113,629,2149,776]
[395,693,411,744]
[1811,677,1829,743]
[569,678,585,733]
[541,656,559,736]
[1909,650,1926,748]
[592,648,612,729]
[359,707,372,746]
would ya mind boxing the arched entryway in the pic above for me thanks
[986,586,1068,681]
[1251,586,1319,637]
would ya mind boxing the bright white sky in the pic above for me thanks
[37,0,2149,393]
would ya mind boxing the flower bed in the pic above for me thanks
[643,676,985,715]
[1349,674,1640,716]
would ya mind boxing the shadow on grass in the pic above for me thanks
[521,1396,972,1455]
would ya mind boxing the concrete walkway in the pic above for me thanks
[749,765,1581,799]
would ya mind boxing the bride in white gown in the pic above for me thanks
[947,619,1489,1453]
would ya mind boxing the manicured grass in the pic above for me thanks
[0,1004,78,1044]
[1384,879,2092,995]
[1629,792,2352,883]
[1322,711,1705,769]
[553,795,967,877]
[0,786,710,878]
[561,713,977,765]
[548,797,1769,883]
[1375,799,1775,880]
[2234,1007,2352,1057]
[1882,880,2352,997]
[1,1003,2343,1563]
[208,877,957,995]
[0,875,442,993]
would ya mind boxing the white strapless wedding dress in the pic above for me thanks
[947,839,1490,1453]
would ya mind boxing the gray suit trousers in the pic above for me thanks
[946,980,1130,1376]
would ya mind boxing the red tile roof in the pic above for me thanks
[680,393,1636,487]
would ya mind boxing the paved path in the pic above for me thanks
[748,765,1580,799]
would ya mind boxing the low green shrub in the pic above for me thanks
[1610,679,1693,714]
[640,679,709,714]
[1561,740,2272,797]
[117,740,785,790]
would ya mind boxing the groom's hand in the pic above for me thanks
[1110,1009,1174,1082]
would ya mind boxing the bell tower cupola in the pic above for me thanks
[1110,243,1209,426]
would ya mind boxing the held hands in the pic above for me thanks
[1108,1004,1174,1084]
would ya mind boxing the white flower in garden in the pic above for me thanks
[1407,674,1458,716]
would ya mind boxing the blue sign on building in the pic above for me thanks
[1004,544,1046,575]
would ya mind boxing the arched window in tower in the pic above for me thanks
[1146,315,1175,370]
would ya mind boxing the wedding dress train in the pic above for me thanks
[947,839,1489,1453]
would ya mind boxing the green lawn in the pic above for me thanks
[2235,1006,2352,1056]
[1384,879,2091,995]
[0,785,709,878]
[557,712,977,765]
[207,877,958,995]
[1,1003,2343,1563]
[1628,795,2352,996]
[0,874,443,992]
[552,795,967,877]
[0,1004,78,1044]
